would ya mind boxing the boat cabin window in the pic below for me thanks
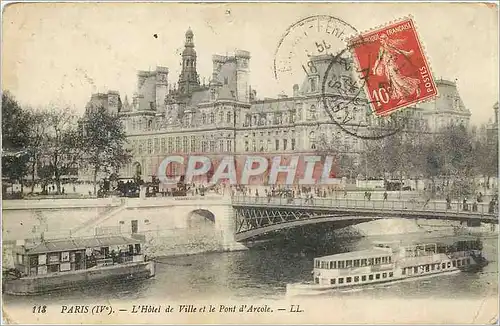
[368,258,374,265]
[375,257,381,264]
[338,261,344,268]
[346,260,352,268]
[369,275,373,280]
[330,279,336,285]
[338,278,344,284]
[382,272,387,278]
[375,273,380,280]
[361,259,367,266]
[354,276,359,282]
[354,259,360,267]
[346,277,352,283]
[362,275,366,281]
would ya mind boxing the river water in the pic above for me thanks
[3,232,498,307]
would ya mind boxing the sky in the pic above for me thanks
[2,2,498,125]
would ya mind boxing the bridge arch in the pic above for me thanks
[186,209,216,228]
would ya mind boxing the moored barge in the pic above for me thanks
[3,235,155,295]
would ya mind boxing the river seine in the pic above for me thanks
[3,232,497,306]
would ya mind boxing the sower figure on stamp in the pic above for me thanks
[372,34,421,105]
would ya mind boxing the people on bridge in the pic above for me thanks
[462,198,468,211]
[472,201,478,212]
[446,195,452,209]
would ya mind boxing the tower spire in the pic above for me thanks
[178,27,200,95]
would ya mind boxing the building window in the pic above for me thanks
[330,279,336,285]
[183,136,189,152]
[315,277,319,284]
[201,140,208,152]
[361,275,366,281]
[219,111,224,123]
[338,278,344,284]
[369,275,373,281]
[252,140,256,152]
[309,131,316,150]
[219,140,224,152]
[226,139,232,152]
[245,141,249,152]
[310,78,317,92]
[452,260,457,267]
[175,137,181,153]
[346,277,352,283]
[283,139,288,151]
[382,273,387,278]
[402,268,406,275]
[148,140,152,154]
[275,139,279,151]
[167,138,173,153]
[202,113,206,124]
[376,274,380,280]
[227,112,232,123]
[354,276,359,282]
[259,140,264,152]
[191,136,196,153]
[161,138,166,153]
[154,138,159,153]
[291,139,296,150]
[389,272,393,277]
[210,113,215,124]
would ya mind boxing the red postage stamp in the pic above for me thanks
[348,17,438,117]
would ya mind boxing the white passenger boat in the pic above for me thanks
[286,237,488,296]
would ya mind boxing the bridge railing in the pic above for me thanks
[231,196,497,218]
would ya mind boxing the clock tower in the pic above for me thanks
[177,28,200,95]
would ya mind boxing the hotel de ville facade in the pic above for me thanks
[85,29,471,185]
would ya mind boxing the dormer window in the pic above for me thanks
[310,77,318,92]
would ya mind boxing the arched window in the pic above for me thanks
[310,105,317,120]
[148,120,153,129]
[309,131,316,150]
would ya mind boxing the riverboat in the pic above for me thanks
[286,237,488,296]
[3,235,155,295]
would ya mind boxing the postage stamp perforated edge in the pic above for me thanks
[345,15,440,118]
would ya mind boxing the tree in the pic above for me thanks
[1,91,31,189]
[80,106,132,195]
[40,108,84,194]
[24,108,51,193]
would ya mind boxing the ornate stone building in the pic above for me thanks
[85,29,471,182]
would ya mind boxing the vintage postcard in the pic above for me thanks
[1,2,499,324]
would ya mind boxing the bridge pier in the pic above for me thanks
[215,199,248,252]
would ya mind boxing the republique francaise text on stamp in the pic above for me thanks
[348,16,438,117]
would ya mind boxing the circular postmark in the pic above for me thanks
[274,15,408,140]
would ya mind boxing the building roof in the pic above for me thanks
[19,236,143,254]
[317,247,391,261]
[188,88,210,106]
